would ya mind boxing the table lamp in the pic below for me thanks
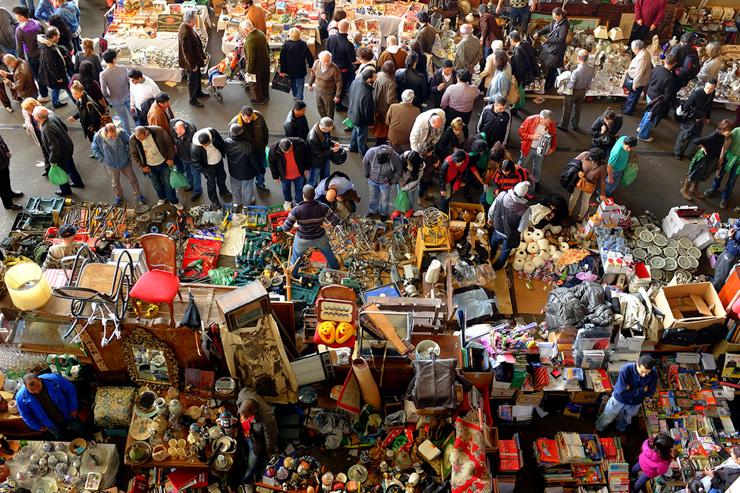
[5,262,52,311]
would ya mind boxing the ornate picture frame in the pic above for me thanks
[123,327,179,390]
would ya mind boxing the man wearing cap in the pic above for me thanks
[178,10,208,107]
[713,219,740,292]
[280,184,341,272]
[42,224,83,269]
[487,181,531,269]
[224,124,263,209]
[386,89,420,153]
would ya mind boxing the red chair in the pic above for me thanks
[130,234,182,327]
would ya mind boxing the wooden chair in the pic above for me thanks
[129,234,183,327]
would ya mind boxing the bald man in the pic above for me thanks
[325,19,355,111]
[559,48,594,131]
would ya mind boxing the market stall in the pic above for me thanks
[103,3,210,82]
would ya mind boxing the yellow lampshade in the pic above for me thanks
[5,262,52,311]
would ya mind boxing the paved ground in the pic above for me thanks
[0,0,737,234]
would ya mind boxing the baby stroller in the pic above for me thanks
[207,47,246,103]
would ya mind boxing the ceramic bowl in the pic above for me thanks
[677,256,692,270]
[652,269,663,281]
[633,248,646,260]
[639,230,654,242]
[687,246,701,259]
[647,245,661,256]
[637,239,652,249]
[664,258,677,271]
[664,246,678,258]
[689,257,699,270]
[650,257,666,269]
[678,237,693,249]
[667,238,679,249]
[653,234,667,247]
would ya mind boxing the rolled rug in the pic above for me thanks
[352,358,382,411]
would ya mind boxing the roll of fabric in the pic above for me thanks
[352,358,382,411]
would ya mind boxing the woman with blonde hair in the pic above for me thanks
[436,117,468,160]
[697,41,722,84]
[74,38,103,79]
[278,27,314,100]
[21,97,50,174]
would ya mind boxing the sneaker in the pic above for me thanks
[157,199,166,206]
[637,136,654,143]
[250,197,256,205]
[52,101,67,108]
[720,199,728,209]
[175,203,184,210]
[113,197,123,206]
[38,96,50,103]
[283,201,292,211]
[4,107,13,113]
[137,195,147,205]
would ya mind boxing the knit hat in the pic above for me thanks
[58,224,77,238]
[513,181,530,201]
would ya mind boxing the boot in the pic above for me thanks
[690,181,703,200]
[680,179,693,201]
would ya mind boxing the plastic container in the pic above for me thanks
[5,262,52,310]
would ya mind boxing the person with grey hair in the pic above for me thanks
[307,117,341,187]
[325,18,355,111]
[559,48,593,131]
[91,123,145,206]
[410,108,446,157]
[623,39,653,115]
[454,24,482,72]
[308,51,342,120]
[242,19,271,104]
[178,10,208,107]
[280,184,341,272]
[0,54,36,112]
[386,89,421,152]
[34,105,84,196]
[518,109,557,190]
[697,41,721,84]
[129,125,180,207]
[347,68,375,155]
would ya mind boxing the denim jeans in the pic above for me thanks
[489,229,512,270]
[623,86,643,115]
[109,97,132,134]
[57,157,83,195]
[27,56,47,97]
[508,6,531,32]
[407,186,420,210]
[49,416,86,441]
[632,464,651,493]
[637,110,655,139]
[281,175,305,203]
[146,164,178,203]
[239,437,265,485]
[230,177,255,207]
[255,152,266,188]
[674,119,703,158]
[520,152,544,184]
[51,86,74,106]
[707,160,739,201]
[176,158,202,194]
[605,169,624,197]
[349,126,369,155]
[595,396,641,432]
[368,179,391,215]
[308,161,330,188]
[291,234,340,271]
[290,77,305,100]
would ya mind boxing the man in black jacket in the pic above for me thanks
[325,19,355,111]
[268,137,311,208]
[0,133,23,210]
[637,54,677,143]
[307,117,340,187]
[395,52,429,109]
[170,118,203,201]
[224,124,262,208]
[348,68,375,155]
[535,8,569,91]
[38,27,72,108]
[191,127,231,209]
[476,96,511,147]
[669,32,699,90]
[509,31,539,116]
[429,60,457,108]
[674,79,716,160]
[283,100,309,140]
[33,105,83,196]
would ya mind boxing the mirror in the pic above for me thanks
[123,327,178,390]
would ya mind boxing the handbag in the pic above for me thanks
[48,163,69,186]
[623,75,634,92]
[169,169,189,189]
[271,72,291,93]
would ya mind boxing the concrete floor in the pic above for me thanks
[0,0,737,234]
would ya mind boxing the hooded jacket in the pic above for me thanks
[224,132,262,181]
[169,119,196,163]
[38,34,71,89]
[637,439,671,479]
[537,17,570,70]
[363,145,402,184]
[91,127,131,169]
[268,137,311,180]
[348,78,375,127]
[15,18,43,59]
[489,188,528,247]
[283,109,309,141]
[15,373,78,432]
[129,126,175,170]
[307,123,333,169]
[190,128,225,169]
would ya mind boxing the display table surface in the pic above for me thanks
[4,440,119,489]
[136,65,183,83]
[0,391,39,437]
[353,14,404,40]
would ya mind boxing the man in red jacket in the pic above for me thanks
[629,0,666,44]
[518,109,556,192]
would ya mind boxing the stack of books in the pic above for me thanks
[556,432,585,463]
[563,367,585,391]
[607,463,630,492]
[598,437,625,463]
[164,470,209,493]
[499,435,523,472]
[579,434,604,462]
[586,369,613,393]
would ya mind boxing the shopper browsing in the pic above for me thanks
[595,354,657,433]
[16,372,84,440]
[631,433,675,493]
[697,445,740,493]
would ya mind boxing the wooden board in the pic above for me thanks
[490,269,513,316]
[511,275,553,315]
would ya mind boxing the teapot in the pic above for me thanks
[149,415,168,435]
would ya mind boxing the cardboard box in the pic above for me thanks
[654,282,727,330]
[712,340,740,358]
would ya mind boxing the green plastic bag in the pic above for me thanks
[48,164,69,186]
[621,160,638,187]
[169,169,189,189]
[512,84,526,110]
[394,189,411,213]
[342,117,353,130]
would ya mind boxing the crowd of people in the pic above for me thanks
[0,0,737,277]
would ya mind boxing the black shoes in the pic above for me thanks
[5,204,21,210]
[11,191,23,198]
[52,101,67,108]
[190,101,204,107]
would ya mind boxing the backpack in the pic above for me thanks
[560,158,582,193]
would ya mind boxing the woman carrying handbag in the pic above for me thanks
[67,80,111,142]
[568,148,607,221]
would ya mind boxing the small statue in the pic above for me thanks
[187,423,207,462]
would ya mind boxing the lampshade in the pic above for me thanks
[594,25,608,39]
[608,27,624,41]
[5,262,52,311]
